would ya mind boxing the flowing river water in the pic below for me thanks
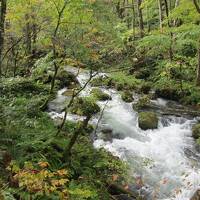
[48,67,200,200]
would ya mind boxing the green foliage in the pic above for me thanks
[0,78,49,97]
[110,72,142,91]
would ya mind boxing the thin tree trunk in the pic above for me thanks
[193,0,200,13]
[196,42,200,86]
[164,0,173,61]
[137,0,144,38]
[158,0,163,31]
[131,0,136,39]
[62,115,91,162]
[0,0,7,77]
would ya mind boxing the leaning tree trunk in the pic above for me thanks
[0,0,7,77]
[137,0,144,38]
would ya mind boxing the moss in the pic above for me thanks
[56,69,80,89]
[91,88,111,101]
[0,78,49,97]
[192,123,200,139]
[121,91,134,102]
[132,95,151,111]
[110,72,141,91]
[138,112,158,130]
[91,76,113,87]
[70,97,100,116]
[140,82,152,94]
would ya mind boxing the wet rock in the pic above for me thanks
[190,189,200,200]
[90,88,112,101]
[155,88,181,101]
[192,123,200,139]
[100,128,113,142]
[62,89,74,97]
[56,70,79,89]
[140,82,151,94]
[138,112,158,130]
[132,95,151,111]
[121,91,134,103]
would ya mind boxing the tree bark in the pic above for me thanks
[137,0,144,38]
[196,41,200,86]
[62,115,91,162]
[193,0,200,13]
[158,0,163,31]
[0,0,7,77]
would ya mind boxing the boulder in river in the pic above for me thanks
[70,97,100,116]
[138,112,158,130]
[91,88,112,101]
[100,128,113,142]
[192,123,200,139]
[56,70,79,89]
[121,91,134,103]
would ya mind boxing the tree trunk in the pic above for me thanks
[0,0,7,77]
[193,0,200,13]
[137,0,144,38]
[158,0,163,31]
[62,115,91,162]
[196,43,200,86]
[164,0,173,61]
[131,0,136,39]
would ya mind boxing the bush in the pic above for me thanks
[0,78,49,97]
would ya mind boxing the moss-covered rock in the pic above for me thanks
[192,123,200,139]
[155,88,181,101]
[56,70,79,89]
[70,97,100,116]
[132,95,151,111]
[90,88,111,101]
[140,82,151,94]
[121,91,134,102]
[91,76,113,87]
[138,112,158,130]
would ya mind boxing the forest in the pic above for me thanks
[0,0,200,199]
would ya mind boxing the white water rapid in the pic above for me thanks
[49,67,200,200]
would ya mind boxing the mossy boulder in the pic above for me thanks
[132,95,150,111]
[56,70,79,89]
[90,88,111,101]
[70,97,100,116]
[140,82,151,94]
[91,76,113,87]
[121,91,134,103]
[192,123,200,139]
[138,112,158,130]
[155,88,180,101]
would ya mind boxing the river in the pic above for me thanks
[48,66,200,200]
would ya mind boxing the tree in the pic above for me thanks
[0,0,7,77]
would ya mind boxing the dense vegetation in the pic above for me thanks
[0,0,200,199]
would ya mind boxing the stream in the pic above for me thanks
[48,66,200,200]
